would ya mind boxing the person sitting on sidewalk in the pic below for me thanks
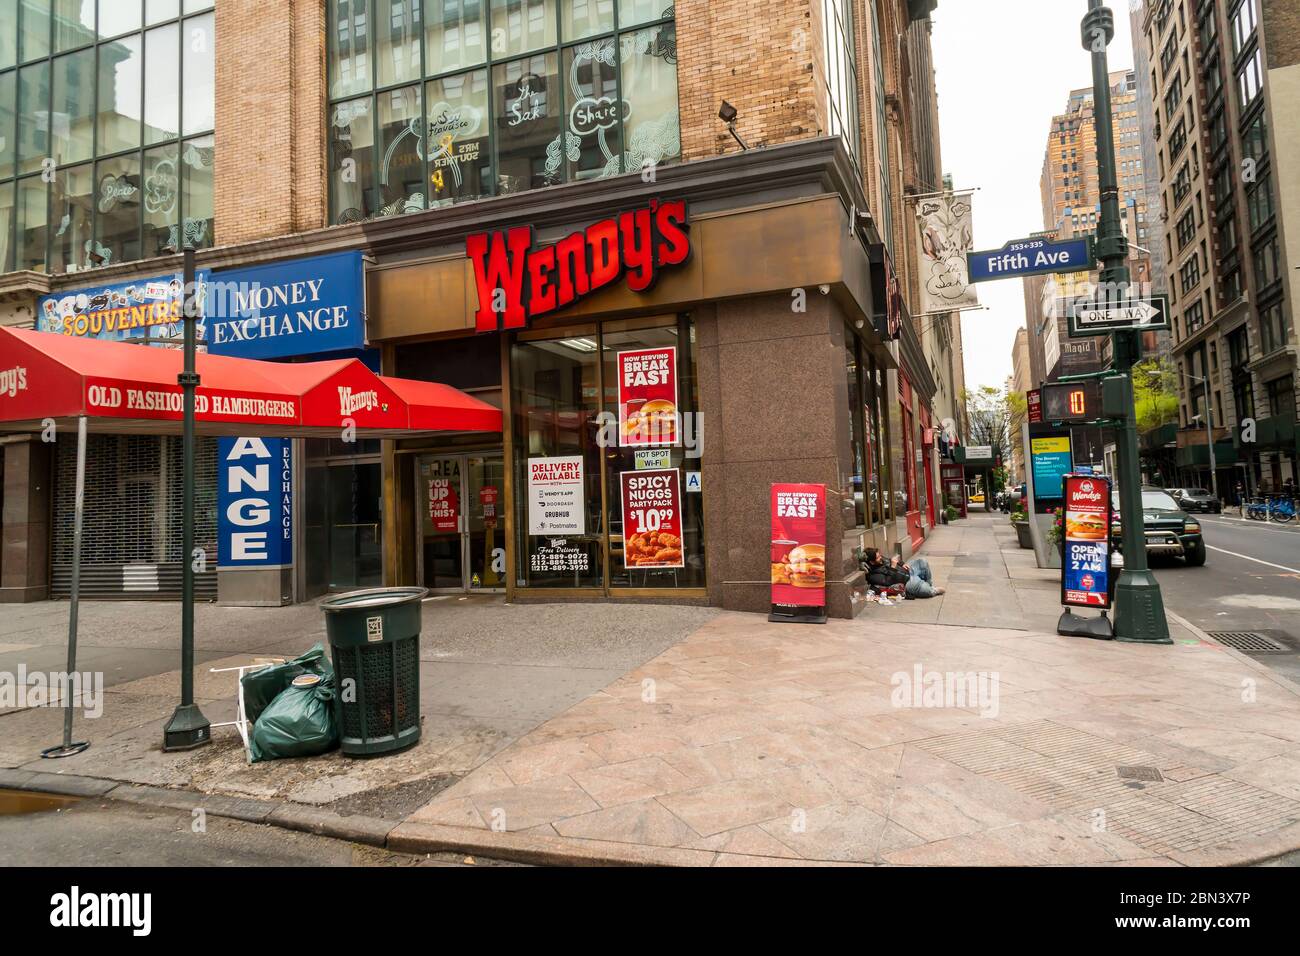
[862,548,945,599]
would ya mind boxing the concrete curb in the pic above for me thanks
[4,767,1299,868]
[387,820,719,867]
[0,770,389,848]
[1165,608,1300,698]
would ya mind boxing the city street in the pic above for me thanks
[1149,515,1300,684]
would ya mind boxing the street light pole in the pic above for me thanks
[1200,373,1218,504]
[163,246,212,750]
[1082,1,1171,643]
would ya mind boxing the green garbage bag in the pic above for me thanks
[240,643,332,726]
[248,676,339,763]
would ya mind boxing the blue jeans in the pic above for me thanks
[904,557,937,598]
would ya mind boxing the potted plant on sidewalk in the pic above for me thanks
[1010,510,1032,549]
[1048,507,1065,559]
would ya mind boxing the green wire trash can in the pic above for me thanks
[319,587,428,756]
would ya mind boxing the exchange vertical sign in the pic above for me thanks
[218,437,293,568]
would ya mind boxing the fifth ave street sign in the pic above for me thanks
[1067,294,1169,337]
[967,236,1093,283]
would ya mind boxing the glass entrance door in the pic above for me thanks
[416,452,506,592]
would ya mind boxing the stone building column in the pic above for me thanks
[698,292,867,619]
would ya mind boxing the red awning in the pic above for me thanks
[380,376,503,433]
[0,326,501,437]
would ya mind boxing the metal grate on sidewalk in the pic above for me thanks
[1206,631,1288,653]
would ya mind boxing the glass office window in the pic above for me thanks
[328,0,678,222]
[0,4,215,273]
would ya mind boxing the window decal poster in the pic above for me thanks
[1062,473,1113,609]
[769,483,827,623]
[428,476,460,533]
[528,456,585,535]
[620,469,684,569]
[617,346,678,447]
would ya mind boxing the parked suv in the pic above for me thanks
[1111,487,1207,566]
[1169,487,1221,514]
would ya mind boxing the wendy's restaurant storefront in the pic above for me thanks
[362,138,905,618]
[1,248,474,605]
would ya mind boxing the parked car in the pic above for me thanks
[1111,487,1207,566]
[1169,487,1221,514]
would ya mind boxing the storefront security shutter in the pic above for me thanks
[51,434,218,600]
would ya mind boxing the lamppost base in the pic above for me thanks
[40,741,90,759]
[1112,569,1173,644]
[163,703,212,751]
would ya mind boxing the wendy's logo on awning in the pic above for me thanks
[0,365,27,398]
[467,198,691,333]
[338,386,384,416]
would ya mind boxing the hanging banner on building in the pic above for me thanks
[1027,388,1043,423]
[217,436,292,569]
[527,456,585,535]
[428,476,460,532]
[37,271,210,346]
[620,469,684,569]
[768,483,827,624]
[617,346,678,447]
[914,192,978,314]
[1062,473,1113,609]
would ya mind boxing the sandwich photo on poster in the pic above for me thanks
[619,469,684,569]
[769,483,827,623]
[1062,473,1112,609]
[617,347,678,447]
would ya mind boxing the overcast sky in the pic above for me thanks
[930,0,1134,393]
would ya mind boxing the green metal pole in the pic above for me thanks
[1082,1,1170,643]
[164,246,213,749]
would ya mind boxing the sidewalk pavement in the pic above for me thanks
[4,512,1300,865]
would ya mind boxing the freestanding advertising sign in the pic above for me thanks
[768,483,827,624]
[1060,473,1114,635]
[616,347,678,447]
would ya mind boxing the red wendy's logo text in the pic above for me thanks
[467,199,690,333]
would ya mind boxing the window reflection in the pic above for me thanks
[329,0,678,221]
[425,0,487,73]
[377,84,425,215]
[493,52,561,193]
[49,161,92,271]
[426,69,491,206]
[98,33,142,154]
[52,50,95,165]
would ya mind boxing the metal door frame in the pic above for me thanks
[414,451,506,593]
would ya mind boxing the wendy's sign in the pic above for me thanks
[467,199,690,333]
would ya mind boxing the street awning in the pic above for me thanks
[0,326,502,437]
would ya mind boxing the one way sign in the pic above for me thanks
[1067,294,1169,337]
